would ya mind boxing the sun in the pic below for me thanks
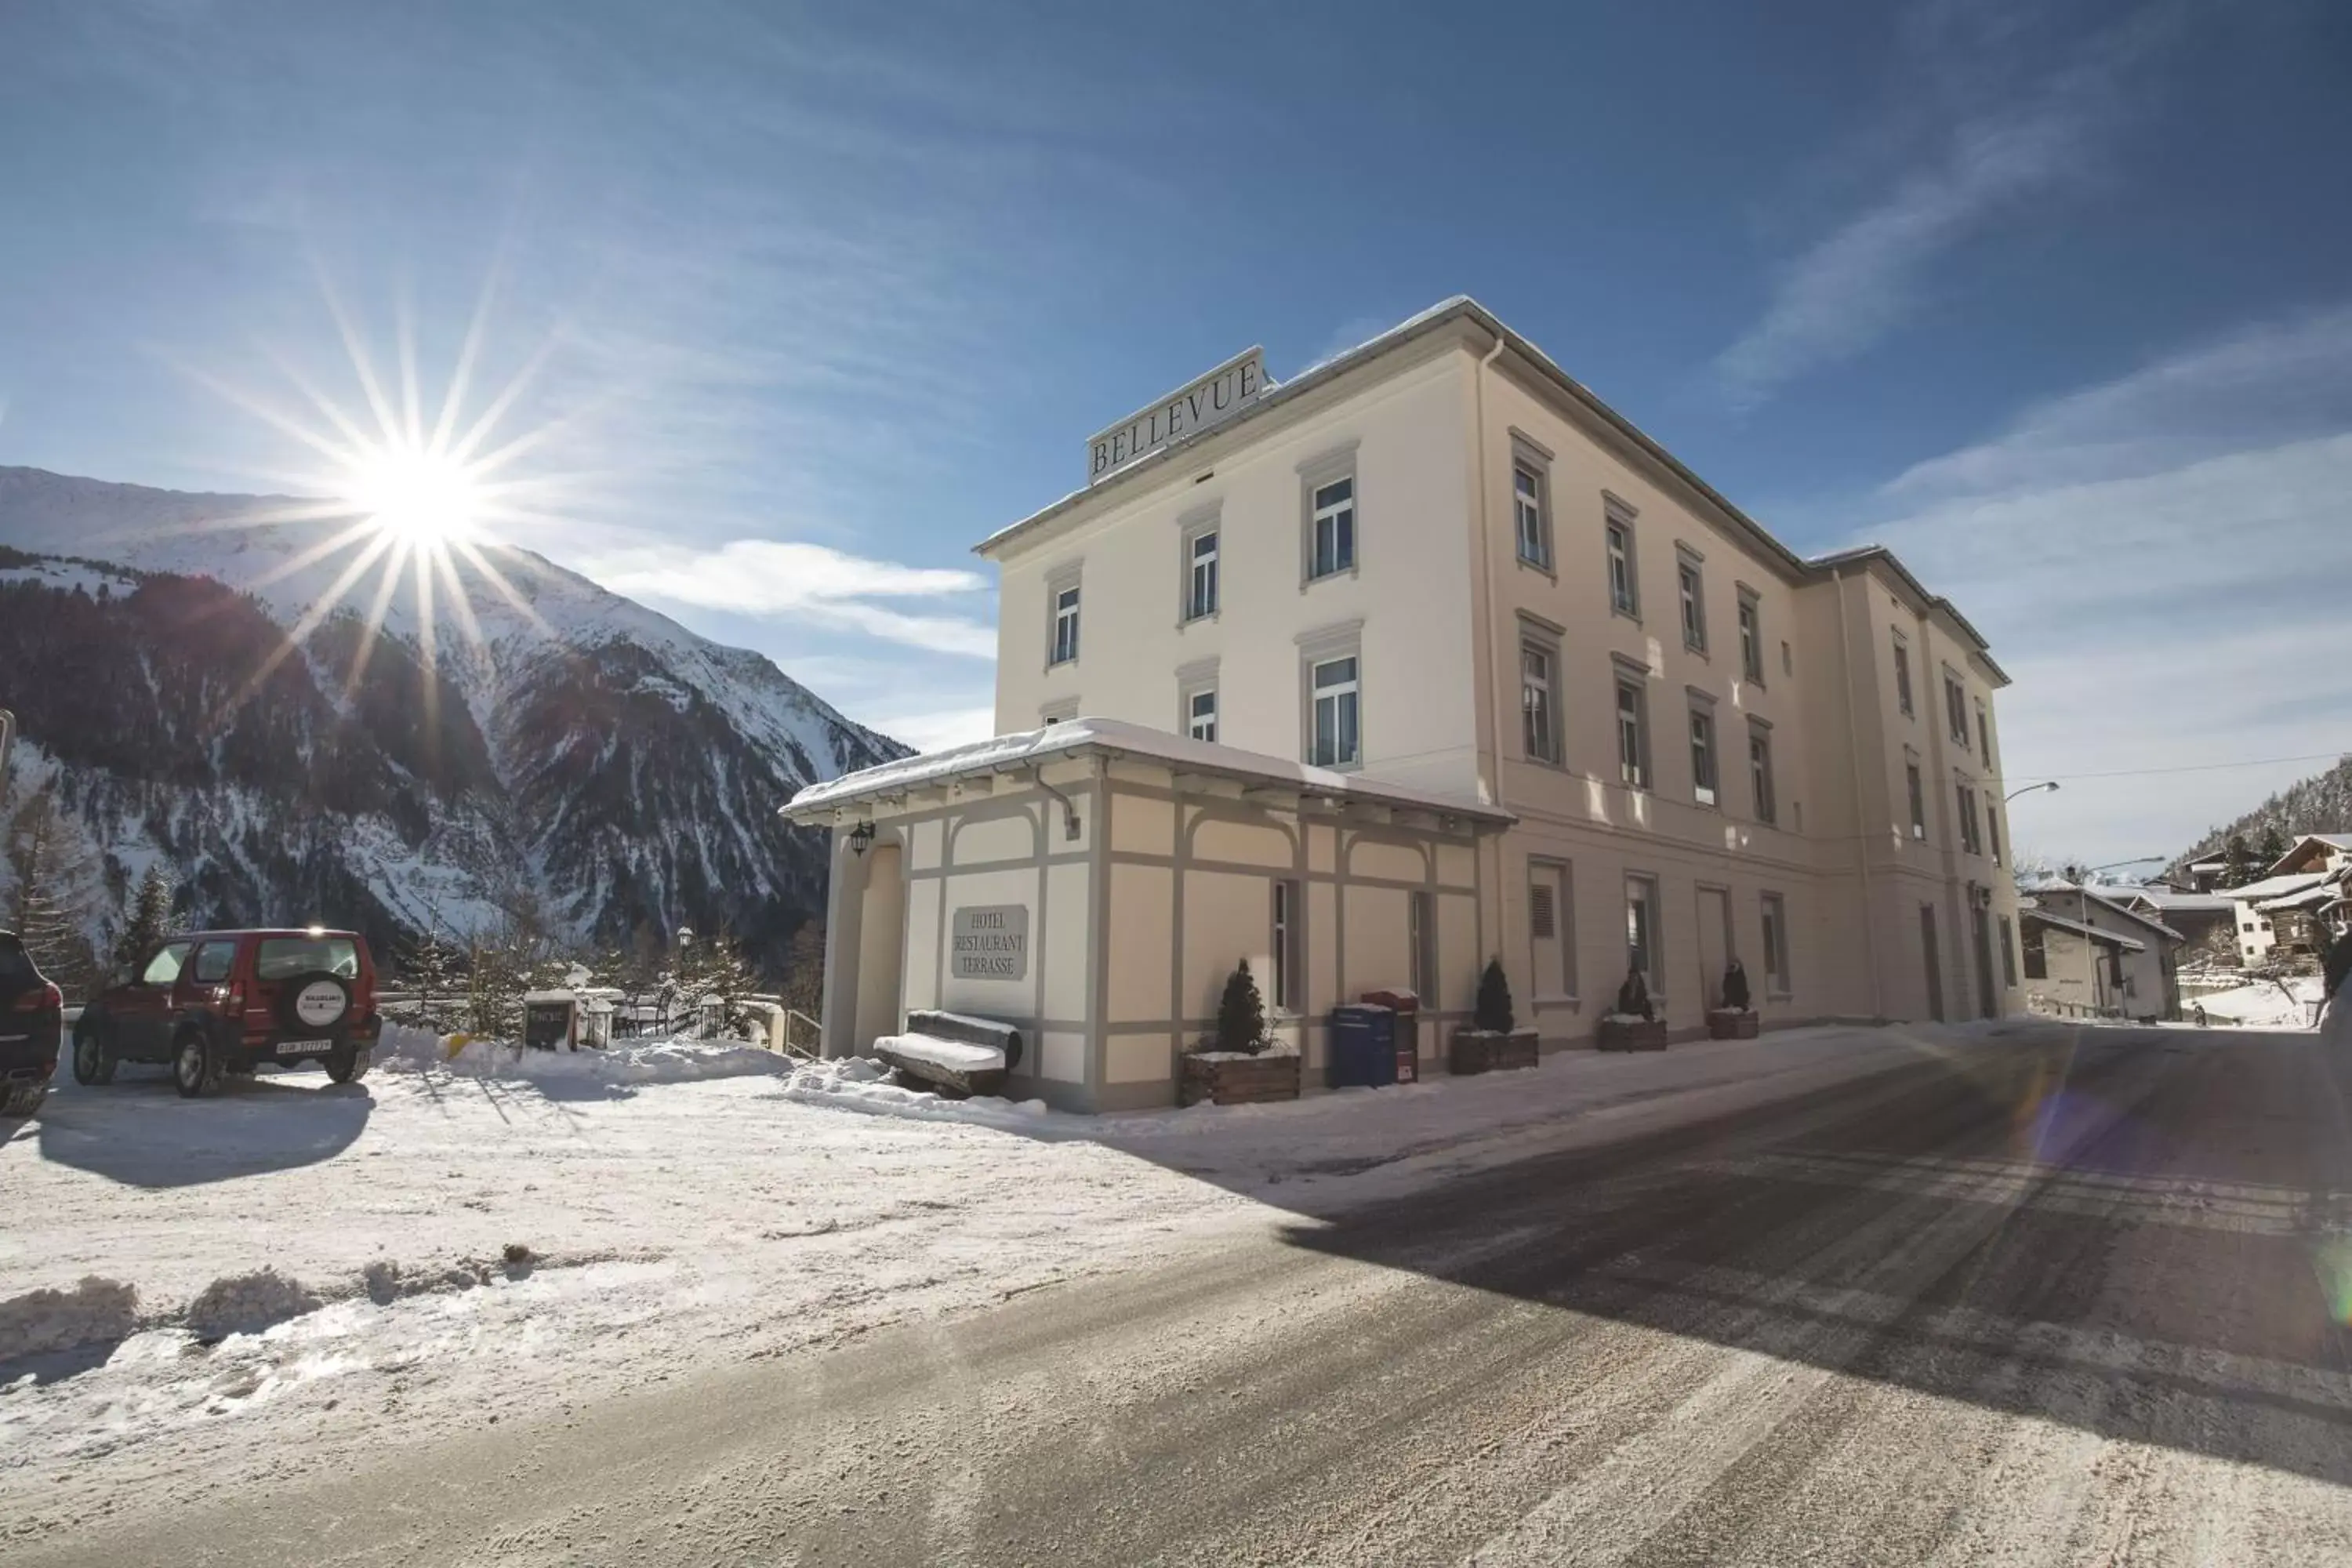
[344,441,482,545]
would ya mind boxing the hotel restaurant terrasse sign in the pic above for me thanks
[1087,347,1269,483]
[950,905,1030,982]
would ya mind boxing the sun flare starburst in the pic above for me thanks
[165,267,578,737]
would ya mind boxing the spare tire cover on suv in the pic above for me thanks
[277,971,354,1033]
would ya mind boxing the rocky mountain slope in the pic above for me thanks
[0,466,906,974]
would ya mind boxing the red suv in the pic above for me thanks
[73,927,382,1098]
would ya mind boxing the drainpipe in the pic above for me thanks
[1835,569,1886,1018]
[1472,327,1510,973]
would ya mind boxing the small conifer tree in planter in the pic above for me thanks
[1214,957,1268,1055]
[1181,959,1298,1105]
[1452,956,1541,1073]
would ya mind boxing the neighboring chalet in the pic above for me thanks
[2019,884,2185,1022]
[2238,834,2352,968]
[2110,886,2238,969]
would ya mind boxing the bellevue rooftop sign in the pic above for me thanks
[1087,347,1268,483]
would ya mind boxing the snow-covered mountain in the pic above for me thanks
[0,466,906,972]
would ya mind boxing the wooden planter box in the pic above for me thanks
[1448,1028,1541,1075]
[1707,1009,1761,1040]
[1179,1051,1301,1107]
[1596,1017,1669,1052]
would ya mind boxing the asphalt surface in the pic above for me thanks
[21,1025,2352,1566]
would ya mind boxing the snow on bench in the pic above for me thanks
[869,1010,1025,1098]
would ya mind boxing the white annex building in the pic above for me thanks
[788,298,2023,1110]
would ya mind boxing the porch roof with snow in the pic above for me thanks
[781,717,1516,828]
[2223,871,2332,906]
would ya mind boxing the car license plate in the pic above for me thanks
[277,1039,335,1056]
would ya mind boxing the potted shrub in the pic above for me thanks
[1707,957,1761,1040]
[1449,958,1541,1074]
[1178,960,1301,1106]
[1597,967,1670,1051]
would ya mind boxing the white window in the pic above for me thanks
[1689,705,1718,806]
[1606,518,1639,616]
[1310,477,1356,579]
[1186,529,1219,621]
[1986,801,2002,866]
[1893,633,1915,717]
[1513,463,1550,568]
[1049,583,1080,666]
[1615,676,1649,790]
[1945,672,1969,748]
[1271,880,1298,1011]
[1186,685,1218,743]
[1625,874,1661,993]
[1761,892,1790,994]
[1310,655,1359,768]
[1677,558,1707,653]
[1906,760,1926,840]
[1522,641,1559,764]
[1956,781,1983,855]
[1737,590,1763,684]
[1976,701,1994,770]
[1748,724,1776,825]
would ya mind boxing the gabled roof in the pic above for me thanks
[2117,887,2234,913]
[2030,884,2187,944]
[2221,871,2332,905]
[782,717,1515,826]
[2023,909,2146,953]
[2263,832,2352,877]
[972,297,2005,681]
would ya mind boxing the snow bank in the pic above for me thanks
[0,1276,139,1360]
[2192,977,2323,1029]
[374,1023,793,1090]
[183,1268,322,1342]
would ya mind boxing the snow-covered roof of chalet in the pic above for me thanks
[974,296,2006,685]
[2263,832,2352,877]
[781,717,1515,827]
[2031,884,2187,944]
[2255,881,2343,913]
[2116,886,2235,913]
[2022,909,2147,953]
[2221,871,2332,905]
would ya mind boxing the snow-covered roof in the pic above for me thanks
[2255,884,2339,913]
[2117,887,2234,913]
[2220,872,2331,904]
[2022,910,2146,953]
[2024,884,2186,943]
[782,717,1515,826]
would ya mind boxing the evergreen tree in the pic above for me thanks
[1214,958,1267,1054]
[4,793,103,994]
[2256,823,2289,871]
[114,862,176,967]
[2222,833,2258,890]
[1474,956,1515,1033]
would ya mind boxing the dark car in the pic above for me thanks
[0,931,63,1115]
[73,927,381,1098]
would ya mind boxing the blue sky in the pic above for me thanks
[3,0,2349,866]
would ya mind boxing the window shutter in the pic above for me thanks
[1530,883,1557,940]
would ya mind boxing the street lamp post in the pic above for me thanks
[2005,780,2060,804]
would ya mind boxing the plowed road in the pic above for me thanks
[23,1026,2352,1565]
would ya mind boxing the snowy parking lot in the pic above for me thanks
[3,1022,1955,1543]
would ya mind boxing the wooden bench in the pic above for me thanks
[872,1010,1025,1098]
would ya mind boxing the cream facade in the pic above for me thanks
[980,299,2021,1043]
[788,299,2023,1108]
[786,722,1507,1112]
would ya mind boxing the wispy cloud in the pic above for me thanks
[591,539,996,659]
[1715,2,2180,407]
[1859,302,2352,862]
